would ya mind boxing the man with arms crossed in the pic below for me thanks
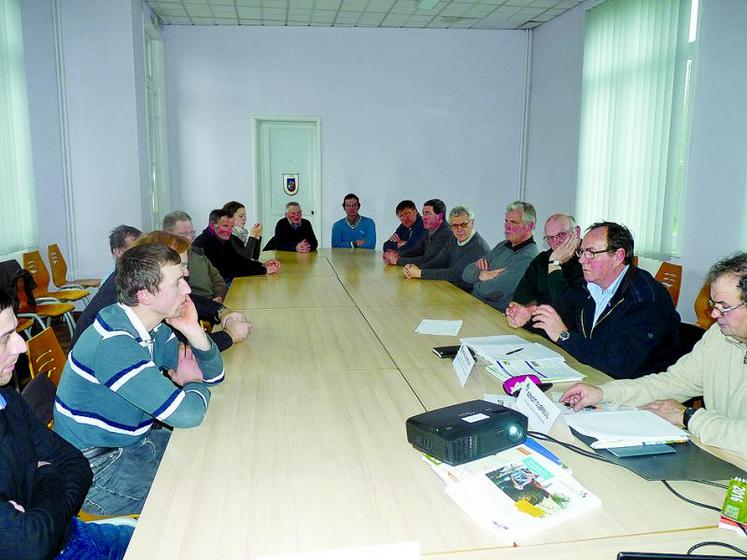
[384,198,450,266]
[561,252,747,459]
[509,212,584,308]
[508,222,681,379]
[403,205,489,292]
[382,199,424,254]
[0,290,134,559]
[55,243,225,516]
[462,201,539,311]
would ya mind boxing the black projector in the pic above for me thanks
[406,400,528,465]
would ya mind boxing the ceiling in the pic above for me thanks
[144,0,584,30]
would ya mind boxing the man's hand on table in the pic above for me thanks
[531,305,567,341]
[560,383,604,411]
[640,399,687,427]
[403,264,421,279]
[506,302,535,328]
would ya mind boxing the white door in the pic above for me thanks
[254,117,321,246]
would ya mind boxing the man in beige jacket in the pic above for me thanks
[561,252,747,459]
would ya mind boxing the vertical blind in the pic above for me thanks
[0,0,37,256]
[576,0,690,258]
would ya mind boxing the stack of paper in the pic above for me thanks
[460,335,585,384]
[422,441,601,541]
[565,410,689,449]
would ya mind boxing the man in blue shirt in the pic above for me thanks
[382,199,424,254]
[331,193,376,249]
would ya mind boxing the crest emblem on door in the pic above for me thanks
[282,173,299,196]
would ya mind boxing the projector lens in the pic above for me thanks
[507,424,524,443]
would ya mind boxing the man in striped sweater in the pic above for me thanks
[54,243,224,516]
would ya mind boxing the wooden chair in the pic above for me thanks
[22,250,90,304]
[694,281,716,330]
[15,276,77,338]
[655,261,683,307]
[47,243,101,289]
[27,327,67,387]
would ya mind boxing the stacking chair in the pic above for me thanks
[694,281,716,330]
[655,261,683,307]
[22,250,90,305]
[16,276,77,338]
[27,327,67,386]
[48,243,101,289]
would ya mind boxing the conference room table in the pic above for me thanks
[124,249,746,559]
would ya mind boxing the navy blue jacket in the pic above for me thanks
[382,215,425,253]
[553,266,682,379]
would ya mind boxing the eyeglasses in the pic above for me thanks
[707,298,747,316]
[450,220,472,230]
[575,247,614,260]
[543,230,570,244]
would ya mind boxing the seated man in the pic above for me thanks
[264,202,318,252]
[382,199,424,254]
[403,205,489,292]
[560,252,747,459]
[508,221,682,379]
[71,224,142,347]
[193,209,281,281]
[509,212,584,308]
[383,199,450,266]
[55,243,225,516]
[0,290,133,559]
[163,210,228,302]
[462,201,539,311]
[331,193,376,249]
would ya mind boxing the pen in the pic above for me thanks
[505,347,524,356]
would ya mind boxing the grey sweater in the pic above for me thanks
[397,222,452,267]
[462,238,538,311]
[420,232,490,291]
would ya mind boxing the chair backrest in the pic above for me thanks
[655,261,683,307]
[27,327,67,387]
[21,373,56,427]
[693,281,716,330]
[22,251,51,297]
[47,244,69,288]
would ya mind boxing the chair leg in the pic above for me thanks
[62,312,76,339]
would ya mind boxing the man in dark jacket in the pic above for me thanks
[508,222,682,379]
[193,209,281,281]
[264,202,318,252]
[384,198,451,267]
[381,199,425,254]
[0,289,132,559]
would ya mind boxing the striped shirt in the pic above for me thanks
[54,303,224,449]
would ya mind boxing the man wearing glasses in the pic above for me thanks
[403,205,489,291]
[561,253,747,458]
[461,201,539,311]
[508,213,584,309]
[508,221,681,378]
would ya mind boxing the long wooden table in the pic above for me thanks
[125,250,745,559]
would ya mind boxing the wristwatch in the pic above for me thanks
[682,407,697,430]
[558,330,571,342]
[549,259,562,267]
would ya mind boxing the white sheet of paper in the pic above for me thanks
[483,393,517,409]
[452,343,475,387]
[515,381,560,433]
[486,359,585,383]
[415,319,463,336]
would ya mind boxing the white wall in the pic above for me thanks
[21,0,68,261]
[678,0,747,319]
[21,0,150,278]
[163,26,527,247]
[525,0,747,322]
[524,3,590,227]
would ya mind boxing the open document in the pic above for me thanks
[461,335,585,383]
[565,410,689,449]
